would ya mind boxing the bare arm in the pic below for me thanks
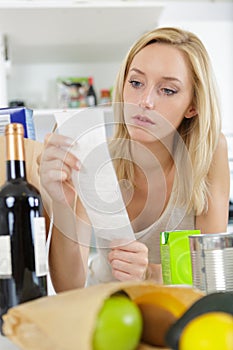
[38,133,92,292]
[49,199,91,292]
[196,133,230,233]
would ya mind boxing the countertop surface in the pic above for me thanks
[0,336,168,350]
[0,335,20,350]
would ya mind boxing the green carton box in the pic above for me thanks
[160,230,200,285]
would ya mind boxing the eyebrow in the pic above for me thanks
[129,68,145,75]
[129,68,182,84]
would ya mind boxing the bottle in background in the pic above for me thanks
[86,76,97,107]
[100,89,111,106]
[0,123,48,335]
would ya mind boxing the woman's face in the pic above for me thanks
[123,42,196,143]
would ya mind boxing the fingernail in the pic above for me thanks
[61,171,67,181]
[65,137,75,145]
[75,160,81,170]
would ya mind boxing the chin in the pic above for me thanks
[127,125,158,144]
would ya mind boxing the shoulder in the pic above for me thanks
[210,133,228,171]
[215,132,228,155]
[208,132,229,186]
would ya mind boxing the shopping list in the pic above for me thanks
[54,108,135,243]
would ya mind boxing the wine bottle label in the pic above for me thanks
[0,236,12,277]
[33,217,48,277]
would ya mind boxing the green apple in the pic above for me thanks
[93,294,143,350]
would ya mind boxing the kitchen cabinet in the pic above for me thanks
[1,0,231,65]
[0,1,164,64]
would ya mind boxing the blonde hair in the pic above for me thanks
[110,27,221,215]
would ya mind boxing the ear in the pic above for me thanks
[184,105,197,119]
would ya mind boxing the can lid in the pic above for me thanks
[189,232,233,250]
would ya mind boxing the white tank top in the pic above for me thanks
[86,184,195,286]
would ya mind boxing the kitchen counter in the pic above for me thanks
[0,334,169,350]
[0,335,20,350]
[0,336,168,350]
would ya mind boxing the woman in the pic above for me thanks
[38,27,230,292]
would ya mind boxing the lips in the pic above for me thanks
[132,115,155,127]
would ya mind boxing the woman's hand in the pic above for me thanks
[37,133,80,207]
[108,240,149,281]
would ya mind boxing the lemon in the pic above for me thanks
[179,311,233,350]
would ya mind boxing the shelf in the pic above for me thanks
[0,1,164,63]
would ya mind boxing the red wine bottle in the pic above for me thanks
[86,76,97,107]
[0,123,48,334]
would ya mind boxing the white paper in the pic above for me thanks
[54,109,135,242]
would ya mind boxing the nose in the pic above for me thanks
[139,86,155,110]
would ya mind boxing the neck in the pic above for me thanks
[130,134,175,175]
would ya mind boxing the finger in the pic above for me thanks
[108,249,148,267]
[41,146,80,171]
[111,260,145,281]
[41,157,73,176]
[44,133,74,148]
[112,269,132,282]
[109,238,136,249]
[40,168,68,182]
[37,153,41,166]
[111,240,148,253]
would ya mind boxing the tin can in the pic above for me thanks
[189,232,233,293]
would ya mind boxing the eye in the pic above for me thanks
[128,79,143,89]
[161,88,177,96]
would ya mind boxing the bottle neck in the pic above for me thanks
[5,126,27,181]
[88,77,93,86]
[6,160,26,181]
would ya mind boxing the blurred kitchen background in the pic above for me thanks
[0,0,232,226]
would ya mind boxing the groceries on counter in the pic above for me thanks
[166,291,233,350]
[0,123,48,335]
[160,230,200,286]
[86,77,97,107]
[57,76,89,108]
[2,281,203,350]
[57,76,112,109]
[93,293,142,350]
[100,89,111,106]
[0,106,35,139]
[57,76,95,109]
[3,280,232,349]
[132,284,203,348]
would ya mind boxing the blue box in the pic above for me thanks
[0,107,35,139]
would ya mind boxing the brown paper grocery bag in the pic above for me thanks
[3,281,203,350]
